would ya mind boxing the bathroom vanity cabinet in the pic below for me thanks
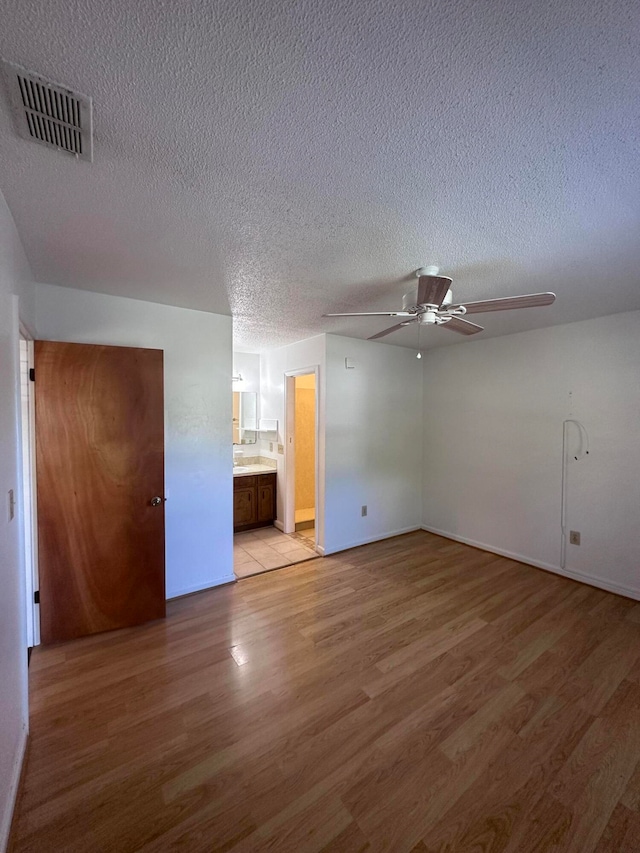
[233,472,276,532]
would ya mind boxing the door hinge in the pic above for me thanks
[34,590,40,604]
[29,368,35,382]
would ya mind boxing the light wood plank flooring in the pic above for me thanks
[10,531,640,852]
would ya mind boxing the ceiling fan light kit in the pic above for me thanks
[324,267,556,342]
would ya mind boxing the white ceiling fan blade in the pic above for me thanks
[440,316,484,335]
[368,319,417,340]
[455,292,556,314]
[417,275,452,307]
[323,311,413,317]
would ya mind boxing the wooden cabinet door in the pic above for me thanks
[258,475,276,521]
[35,340,166,644]
[233,486,256,526]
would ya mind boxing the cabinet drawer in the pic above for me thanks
[233,475,257,489]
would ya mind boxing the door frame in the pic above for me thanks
[19,325,39,647]
[284,365,320,551]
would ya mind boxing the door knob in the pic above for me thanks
[150,496,164,506]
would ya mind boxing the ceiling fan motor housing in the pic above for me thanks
[403,286,453,312]
[402,291,416,311]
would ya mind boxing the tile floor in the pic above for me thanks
[233,526,317,579]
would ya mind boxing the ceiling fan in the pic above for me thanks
[324,267,556,340]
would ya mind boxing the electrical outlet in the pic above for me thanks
[569,530,581,545]
[361,505,367,517]
[278,444,284,455]
[269,442,273,452]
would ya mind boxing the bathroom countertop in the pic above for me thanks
[232,464,277,477]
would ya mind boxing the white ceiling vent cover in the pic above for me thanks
[1,60,93,161]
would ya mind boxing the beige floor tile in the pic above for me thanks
[254,553,292,570]
[250,527,284,541]
[282,547,317,563]
[233,531,260,545]
[242,543,282,559]
[234,559,264,578]
[271,539,307,555]
[234,549,257,566]
[233,526,317,578]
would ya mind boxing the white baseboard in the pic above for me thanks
[1,724,28,853]
[167,575,236,599]
[315,544,325,556]
[274,519,285,532]
[324,525,422,557]
[421,525,640,601]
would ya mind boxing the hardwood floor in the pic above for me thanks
[10,531,640,852]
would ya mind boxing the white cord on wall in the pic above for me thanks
[560,419,590,568]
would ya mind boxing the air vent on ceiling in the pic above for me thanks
[1,60,93,161]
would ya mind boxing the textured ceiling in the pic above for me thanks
[0,0,638,352]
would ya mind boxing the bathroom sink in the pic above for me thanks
[234,466,250,473]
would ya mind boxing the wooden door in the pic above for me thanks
[35,341,166,644]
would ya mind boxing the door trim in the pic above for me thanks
[284,365,320,553]
[19,325,39,647]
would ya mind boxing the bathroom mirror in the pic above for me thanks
[232,391,258,445]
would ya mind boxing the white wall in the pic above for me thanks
[259,333,423,556]
[0,191,34,852]
[422,311,640,599]
[35,285,234,598]
[324,335,423,554]
[259,334,327,544]
[232,351,260,393]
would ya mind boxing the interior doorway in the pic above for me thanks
[293,373,316,537]
[285,368,319,551]
[231,363,320,579]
